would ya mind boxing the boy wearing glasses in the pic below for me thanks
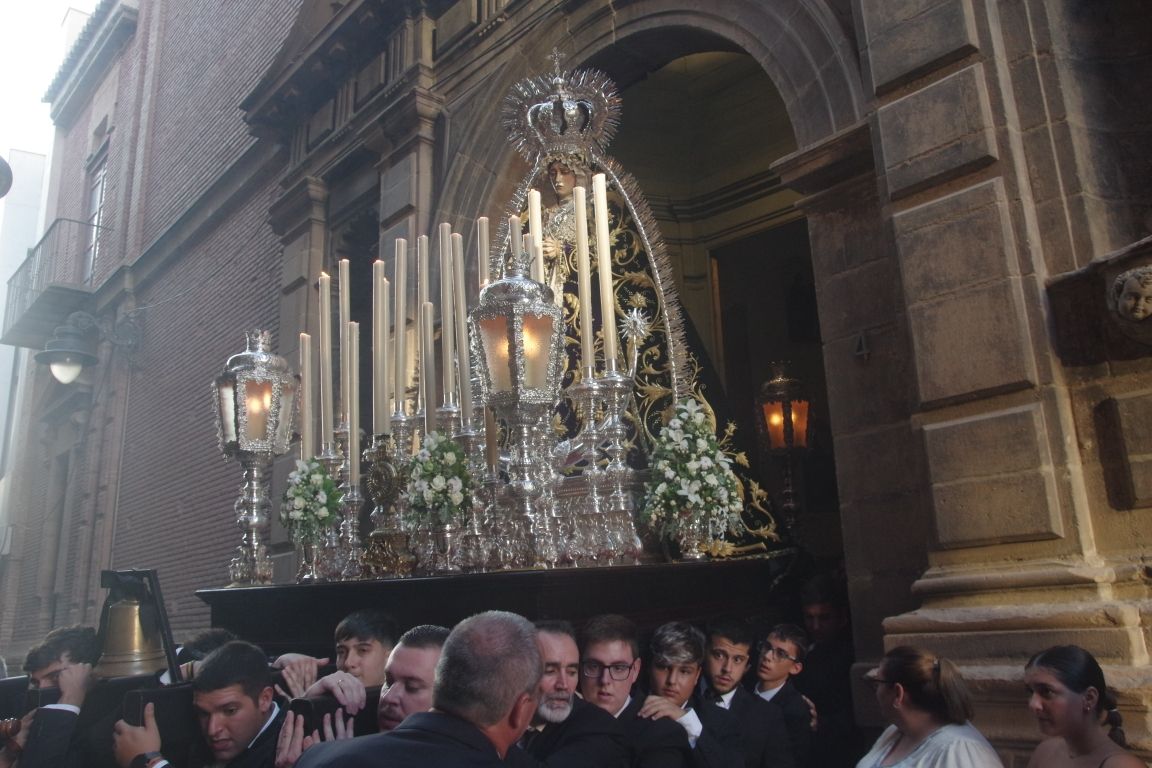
[754,625,812,767]
[700,620,795,768]
[579,614,691,768]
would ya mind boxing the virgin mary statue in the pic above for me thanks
[495,60,777,547]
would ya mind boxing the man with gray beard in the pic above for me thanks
[507,621,627,768]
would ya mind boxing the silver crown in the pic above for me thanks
[502,55,621,163]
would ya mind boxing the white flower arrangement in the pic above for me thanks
[280,458,343,542]
[405,431,473,527]
[642,398,744,545]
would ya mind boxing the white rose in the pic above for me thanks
[431,475,447,491]
[450,491,464,506]
[310,474,323,485]
[316,507,329,519]
[316,491,327,504]
[293,496,305,509]
[443,452,457,466]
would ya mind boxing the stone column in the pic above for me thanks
[855,0,1152,758]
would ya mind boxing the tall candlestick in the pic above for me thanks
[592,174,618,368]
[484,408,498,473]
[528,189,544,283]
[421,301,436,436]
[452,233,473,426]
[339,258,352,426]
[439,223,456,406]
[348,322,361,487]
[393,239,408,416]
[477,216,490,287]
[372,261,390,434]
[573,186,594,368]
[318,272,334,443]
[299,332,313,460]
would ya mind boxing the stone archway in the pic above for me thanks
[434,0,931,665]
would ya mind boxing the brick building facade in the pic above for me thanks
[1,0,1150,759]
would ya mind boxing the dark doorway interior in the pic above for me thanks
[713,220,842,563]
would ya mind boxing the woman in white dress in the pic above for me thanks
[1024,645,1144,768]
[858,646,1002,768]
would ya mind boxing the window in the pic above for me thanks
[82,155,107,284]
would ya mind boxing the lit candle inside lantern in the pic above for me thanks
[348,321,360,487]
[421,301,436,436]
[372,261,390,435]
[528,189,544,283]
[477,217,490,287]
[339,259,352,432]
[592,174,618,369]
[573,186,593,369]
[439,223,456,406]
[393,239,408,417]
[318,272,334,443]
[299,332,313,460]
[452,232,473,426]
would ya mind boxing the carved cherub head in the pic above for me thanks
[1112,265,1152,322]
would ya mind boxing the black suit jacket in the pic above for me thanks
[757,682,811,768]
[294,710,507,768]
[618,697,692,768]
[508,697,628,768]
[18,706,79,768]
[721,687,795,768]
[687,693,743,768]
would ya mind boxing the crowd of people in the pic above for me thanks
[0,596,1145,768]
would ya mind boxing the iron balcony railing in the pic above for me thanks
[3,217,110,340]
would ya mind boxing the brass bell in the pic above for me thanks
[93,596,168,678]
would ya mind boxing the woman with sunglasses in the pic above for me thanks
[858,646,1001,767]
[1024,645,1143,768]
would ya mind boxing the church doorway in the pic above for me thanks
[591,45,843,564]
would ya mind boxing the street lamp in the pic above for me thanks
[214,330,298,586]
[36,311,139,384]
[756,362,811,534]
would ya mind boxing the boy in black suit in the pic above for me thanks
[752,625,812,768]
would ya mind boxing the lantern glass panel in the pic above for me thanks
[791,400,810,449]
[522,313,554,390]
[243,379,274,442]
[218,380,237,444]
[275,379,298,450]
[761,399,810,450]
[479,316,512,392]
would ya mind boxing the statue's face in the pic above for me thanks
[548,162,577,200]
[1118,276,1152,321]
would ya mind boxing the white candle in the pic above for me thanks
[439,223,456,406]
[393,239,408,417]
[348,321,360,487]
[318,272,334,443]
[593,174,618,368]
[421,301,436,436]
[299,332,313,460]
[573,186,594,369]
[452,233,473,426]
[528,189,545,283]
[477,216,490,287]
[417,234,430,307]
[508,215,521,267]
[372,261,389,435]
[339,258,352,427]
